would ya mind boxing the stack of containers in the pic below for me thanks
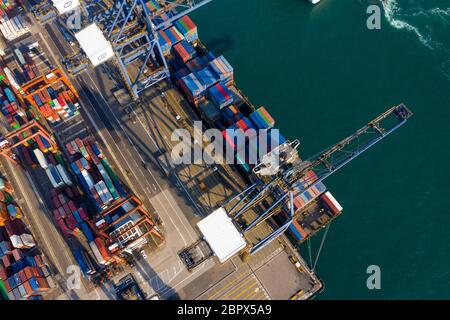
[32,86,79,124]
[178,73,205,105]
[50,186,112,266]
[174,67,190,81]
[199,101,220,122]
[195,66,219,90]
[185,56,209,73]
[292,170,327,212]
[0,84,27,128]
[209,55,234,86]
[51,188,87,237]
[249,107,275,129]
[32,148,72,189]
[14,48,38,82]
[221,105,243,126]
[67,137,124,212]
[3,219,35,249]
[209,82,233,109]
[173,15,198,43]
[144,0,170,25]
[157,30,172,56]
[164,27,184,46]
[321,191,343,216]
[173,40,196,64]
[72,249,96,276]
[0,14,30,41]
[289,219,309,242]
[0,1,14,23]
[158,26,184,56]
[0,253,52,300]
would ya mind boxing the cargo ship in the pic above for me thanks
[147,9,345,250]
[0,0,411,300]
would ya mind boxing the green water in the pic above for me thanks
[192,0,450,299]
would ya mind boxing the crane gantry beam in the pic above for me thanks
[230,104,412,254]
[94,0,213,100]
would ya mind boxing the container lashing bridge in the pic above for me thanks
[226,104,412,259]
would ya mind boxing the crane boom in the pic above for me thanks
[237,104,412,253]
[286,103,413,194]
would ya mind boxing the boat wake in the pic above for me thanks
[381,0,438,50]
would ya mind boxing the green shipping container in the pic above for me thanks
[0,280,9,300]
[101,158,119,182]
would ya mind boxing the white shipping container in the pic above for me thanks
[98,181,113,203]
[95,182,108,203]
[56,164,73,186]
[0,15,29,41]
[81,169,95,188]
[20,233,36,248]
[33,148,48,169]
[89,241,106,265]
[45,166,64,189]
[10,234,24,248]
[3,67,21,91]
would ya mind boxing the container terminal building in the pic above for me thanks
[0,0,412,300]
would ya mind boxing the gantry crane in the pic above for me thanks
[227,104,412,255]
[21,68,80,108]
[0,120,58,164]
[60,0,212,99]
[99,0,212,100]
[93,195,164,256]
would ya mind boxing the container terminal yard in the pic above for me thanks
[0,0,412,300]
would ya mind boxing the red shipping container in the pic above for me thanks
[25,267,35,280]
[2,255,11,268]
[3,279,11,292]
[57,95,66,107]
[0,265,7,281]
[62,203,71,216]
[75,138,84,149]
[78,207,88,221]
[94,238,110,261]
[53,209,62,221]
[64,214,77,230]
[57,207,66,219]
[66,142,75,155]
[18,270,27,284]
[58,194,66,205]
[67,201,77,212]
[12,249,23,261]
[23,281,33,296]
[292,220,308,239]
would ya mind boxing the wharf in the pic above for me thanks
[0,8,324,300]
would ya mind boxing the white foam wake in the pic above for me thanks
[382,0,435,49]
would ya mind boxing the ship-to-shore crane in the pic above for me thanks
[59,0,212,100]
[227,104,412,256]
